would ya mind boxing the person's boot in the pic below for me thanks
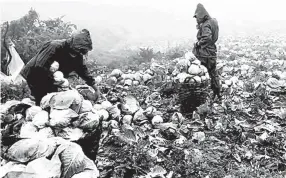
[212,89,222,103]
[216,93,222,103]
[212,92,217,100]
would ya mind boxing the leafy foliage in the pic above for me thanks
[1,82,30,103]
[165,46,186,60]
[1,8,77,67]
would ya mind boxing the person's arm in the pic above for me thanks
[196,23,212,48]
[75,56,96,85]
[75,57,101,99]
[34,41,62,78]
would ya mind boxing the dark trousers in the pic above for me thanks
[198,57,221,95]
[26,68,57,106]
[27,83,57,106]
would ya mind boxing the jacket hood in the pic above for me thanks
[193,3,210,19]
[70,29,93,52]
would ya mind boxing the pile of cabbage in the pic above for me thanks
[0,88,104,178]
[18,89,104,141]
[107,61,167,89]
[1,137,100,178]
[106,52,211,89]
[0,84,188,178]
[171,52,210,84]
[0,84,173,143]
[95,93,185,133]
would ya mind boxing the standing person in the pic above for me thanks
[192,3,222,101]
[20,29,101,105]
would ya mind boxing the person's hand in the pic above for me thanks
[193,42,197,48]
[194,41,200,49]
[91,84,101,102]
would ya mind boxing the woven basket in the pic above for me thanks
[175,79,210,119]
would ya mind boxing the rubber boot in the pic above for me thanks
[212,89,222,103]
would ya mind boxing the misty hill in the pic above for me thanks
[63,3,286,53]
[2,1,286,54]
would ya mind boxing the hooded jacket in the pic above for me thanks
[192,3,219,58]
[20,30,96,87]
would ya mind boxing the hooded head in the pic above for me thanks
[69,29,93,56]
[193,3,211,24]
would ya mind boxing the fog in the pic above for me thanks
[1,0,286,51]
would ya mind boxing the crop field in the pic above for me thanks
[1,33,286,178]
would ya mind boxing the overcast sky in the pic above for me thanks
[1,0,286,48]
[2,0,286,22]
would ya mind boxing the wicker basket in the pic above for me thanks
[175,79,210,119]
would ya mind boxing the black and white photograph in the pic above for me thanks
[1,0,286,177]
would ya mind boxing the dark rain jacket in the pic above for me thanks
[192,4,219,58]
[20,39,96,87]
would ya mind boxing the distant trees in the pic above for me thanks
[1,8,77,74]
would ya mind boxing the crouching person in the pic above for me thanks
[20,29,101,105]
